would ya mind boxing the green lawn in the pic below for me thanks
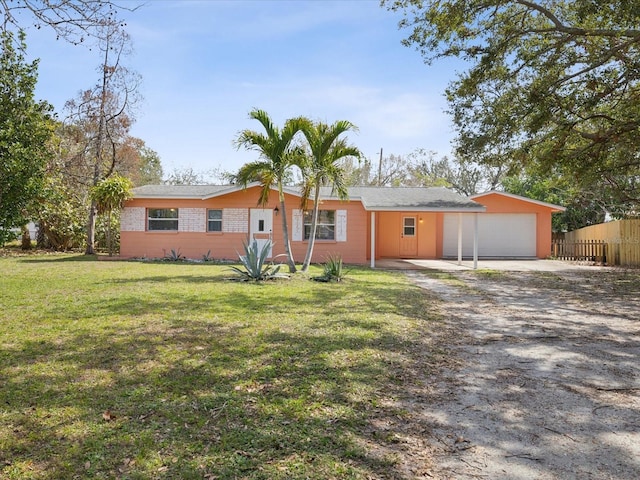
[0,254,440,479]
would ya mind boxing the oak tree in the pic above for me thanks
[385,0,640,209]
[1,0,138,45]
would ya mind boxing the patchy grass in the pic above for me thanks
[422,270,464,286]
[0,254,439,479]
[471,269,504,278]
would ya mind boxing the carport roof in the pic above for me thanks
[132,184,485,212]
[319,186,485,212]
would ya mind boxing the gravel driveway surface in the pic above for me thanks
[406,268,640,479]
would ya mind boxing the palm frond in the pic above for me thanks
[236,161,272,187]
[249,109,279,141]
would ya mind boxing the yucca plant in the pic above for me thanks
[313,253,346,282]
[229,239,288,281]
[164,248,183,261]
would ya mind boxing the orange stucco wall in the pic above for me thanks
[120,187,560,262]
[375,212,438,259]
[472,192,557,258]
[120,186,369,264]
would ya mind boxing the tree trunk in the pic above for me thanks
[278,185,296,273]
[85,200,97,254]
[107,210,113,256]
[301,185,321,272]
[86,38,110,256]
[20,224,32,250]
[36,223,46,248]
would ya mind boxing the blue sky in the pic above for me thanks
[24,0,459,179]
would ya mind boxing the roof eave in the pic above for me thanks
[363,206,487,212]
[133,194,205,200]
[471,191,566,212]
[201,184,246,199]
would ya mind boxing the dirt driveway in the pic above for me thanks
[405,267,640,479]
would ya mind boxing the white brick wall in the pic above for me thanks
[121,207,146,232]
[179,208,206,232]
[223,208,248,233]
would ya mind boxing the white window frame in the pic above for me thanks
[403,216,416,237]
[304,210,335,241]
[207,209,223,232]
[147,208,179,231]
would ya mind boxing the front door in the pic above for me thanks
[250,209,273,258]
[399,216,418,257]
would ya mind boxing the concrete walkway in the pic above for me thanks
[374,258,609,272]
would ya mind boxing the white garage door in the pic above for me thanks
[443,214,537,258]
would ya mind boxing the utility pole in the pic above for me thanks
[378,148,383,186]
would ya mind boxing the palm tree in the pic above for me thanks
[90,173,133,256]
[299,120,361,272]
[234,109,307,273]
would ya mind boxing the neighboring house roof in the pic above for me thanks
[132,184,233,199]
[471,191,566,212]
[131,184,486,212]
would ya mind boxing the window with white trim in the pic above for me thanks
[148,208,178,231]
[403,217,416,236]
[207,209,222,232]
[304,210,335,240]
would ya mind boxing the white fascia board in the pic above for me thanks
[133,194,204,200]
[201,184,246,199]
[362,206,487,212]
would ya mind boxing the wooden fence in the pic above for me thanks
[552,239,607,263]
[562,219,640,266]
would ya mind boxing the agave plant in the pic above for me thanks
[313,253,346,282]
[229,239,288,281]
[164,248,183,261]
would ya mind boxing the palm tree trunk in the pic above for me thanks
[301,185,321,272]
[278,185,296,273]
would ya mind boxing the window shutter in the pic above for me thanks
[336,210,347,242]
[292,209,303,241]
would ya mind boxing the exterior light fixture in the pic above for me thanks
[274,206,280,216]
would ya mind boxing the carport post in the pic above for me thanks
[473,212,478,269]
[370,211,376,268]
[457,213,462,265]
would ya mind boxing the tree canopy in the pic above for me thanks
[0,30,54,244]
[91,173,132,256]
[385,0,640,210]
[0,0,138,45]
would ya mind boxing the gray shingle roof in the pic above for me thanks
[132,184,485,212]
[132,184,235,198]
[320,186,485,211]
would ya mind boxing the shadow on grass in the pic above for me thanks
[1,267,438,479]
[19,253,100,263]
